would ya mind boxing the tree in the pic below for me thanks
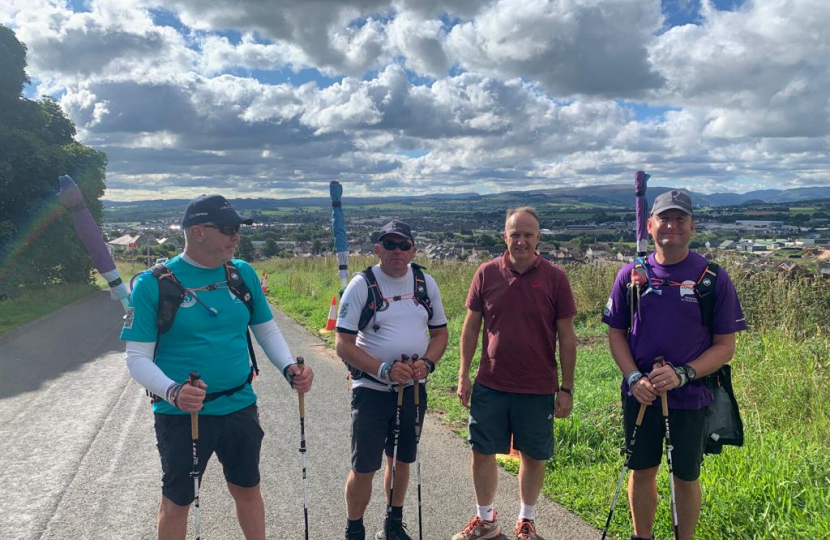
[263,238,279,257]
[236,236,256,262]
[0,25,108,293]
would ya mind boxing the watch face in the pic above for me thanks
[685,365,696,380]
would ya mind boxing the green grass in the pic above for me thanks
[0,283,101,335]
[255,255,830,540]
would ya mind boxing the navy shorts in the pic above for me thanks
[468,382,555,461]
[351,385,426,474]
[154,404,264,506]
[623,398,709,481]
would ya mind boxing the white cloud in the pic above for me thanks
[1,0,829,200]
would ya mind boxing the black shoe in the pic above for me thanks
[346,524,366,540]
[375,522,413,540]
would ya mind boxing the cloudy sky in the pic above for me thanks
[3,0,829,201]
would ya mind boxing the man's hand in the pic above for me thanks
[176,379,207,412]
[288,363,314,393]
[554,391,573,418]
[647,364,680,393]
[410,359,430,380]
[389,359,414,384]
[457,376,472,409]
[630,376,659,404]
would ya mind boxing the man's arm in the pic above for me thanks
[650,333,737,391]
[608,326,659,404]
[411,326,449,380]
[457,309,482,408]
[335,332,413,384]
[554,316,576,418]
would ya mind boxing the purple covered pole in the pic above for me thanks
[57,175,130,311]
[635,171,650,257]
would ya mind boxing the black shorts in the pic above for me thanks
[154,404,264,506]
[351,385,426,474]
[468,382,555,461]
[623,398,709,481]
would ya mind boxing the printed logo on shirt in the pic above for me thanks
[679,280,698,303]
[181,292,197,309]
[339,302,349,318]
[531,280,543,288]
[123,307,134,329]
[604,297,613,316]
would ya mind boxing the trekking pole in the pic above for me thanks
[189,371,202,540]
[296,357,309,540]
[600,400,647,540]
[385,355,409,539]
[410,354,424,540]
[657,358,681,540]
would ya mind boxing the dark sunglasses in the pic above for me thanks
[203,224,241,236]
[381,240,413,251]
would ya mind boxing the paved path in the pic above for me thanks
[0,291,600,540]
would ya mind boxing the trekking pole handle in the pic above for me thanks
[411,354,420,406]
[654,358,669,416]
[397,354,409,406]
[297,357,305,418]
[189,371,201,440]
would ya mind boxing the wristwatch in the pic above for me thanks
[682,364,697,383]
[559,386,573,395]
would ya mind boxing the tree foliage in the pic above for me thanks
[0,25,108,294]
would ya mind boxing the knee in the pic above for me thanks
[227,483,262,504]
[631,466,659,485]
[159,496,190,519]
[472,449,496,465]
[348,470,375,487]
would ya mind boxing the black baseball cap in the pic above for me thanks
[651,190,694,216]
[181,194,253,228]
[377,220,414,241]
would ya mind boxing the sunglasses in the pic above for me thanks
[203,224,241,236]
[381,240,413,251]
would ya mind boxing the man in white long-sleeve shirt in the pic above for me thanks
[121,194,314,540]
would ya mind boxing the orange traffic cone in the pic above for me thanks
[319,296,337,333]
[497,435,521,460]
[260,272,268,294]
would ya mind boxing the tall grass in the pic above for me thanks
[256,255,830,539]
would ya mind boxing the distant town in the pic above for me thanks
[102,189,830,279]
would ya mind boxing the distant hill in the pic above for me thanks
[102,184,830,222]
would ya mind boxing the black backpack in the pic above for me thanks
[345,263,434,383]
[139,260,260,404]
[357,263,433,332]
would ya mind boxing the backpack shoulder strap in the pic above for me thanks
[410,263,433,321]
[152,264,186,335]
[224,260,254,317]
[694,262,720,328]
[223,260,258,376]
[358,266,384,331]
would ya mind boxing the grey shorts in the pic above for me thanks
[623,398,709,481]
[351,385,427,474]
[468,382,555,461]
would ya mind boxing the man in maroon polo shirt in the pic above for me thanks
[453,207,578,540]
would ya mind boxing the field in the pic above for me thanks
[255,255,830,540]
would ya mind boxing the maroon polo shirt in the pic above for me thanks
[466,252,577,395]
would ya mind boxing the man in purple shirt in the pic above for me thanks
[454,207,578,540]
[602,190,747,540]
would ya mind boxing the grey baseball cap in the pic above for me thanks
[377,220,414,241]
[651,190,693,216]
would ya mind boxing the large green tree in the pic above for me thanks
[0,25,108,294]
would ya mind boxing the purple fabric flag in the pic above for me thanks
[57,175,130,311]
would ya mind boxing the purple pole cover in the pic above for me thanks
[57,175,130,311]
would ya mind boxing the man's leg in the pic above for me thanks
[346,470,376,520]
[675,477,702,540]
[382,458,411,506]
[157,496,189,540]
[471,449,499,506]
[227,482,265,540]
[628,466,659,538]
[517,453,546,505]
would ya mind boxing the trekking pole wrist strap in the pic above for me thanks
[626,370,644,388]
[378,362,392,382]
[283,364,295,385]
